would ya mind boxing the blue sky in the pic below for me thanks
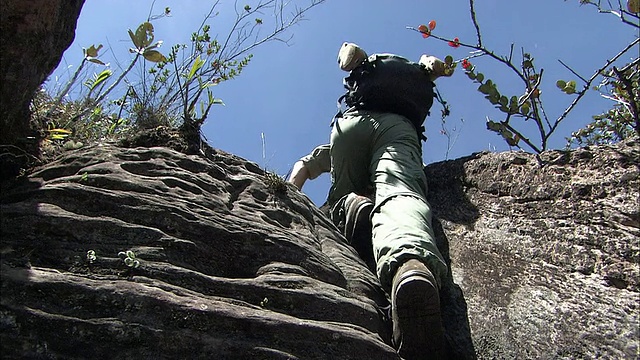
[49,0,638,205]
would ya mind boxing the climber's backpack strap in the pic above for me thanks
[333,54,435,142]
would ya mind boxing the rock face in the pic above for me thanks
[0,142,396,359]
[0,0,85,163]
[1,137,638,359]
[426,138,639,359]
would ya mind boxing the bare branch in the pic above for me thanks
[406,26,529,83]
[557,59,590,84]
[578,0,640,27]
[469,0,483,47]
[612,65,639,130]
[220,0,325,62]
[501,118,542,153]
[551,37,640,134]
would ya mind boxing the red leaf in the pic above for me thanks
[428,20,436,30]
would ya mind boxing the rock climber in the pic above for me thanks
[288,43,452,359]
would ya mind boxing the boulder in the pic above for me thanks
[0,141,397,359]
[426,138,639,358]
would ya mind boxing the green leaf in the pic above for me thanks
[89,69,112,92]
[556,80,566,89]
[85,44,103,58]
[88,58,105,65]
[499,105,509,113]
[126,250,135,258]
[213,98,225,106]
[200,81,218,89]
[129,22,155,50]
[444,55,454,65]
[244,4,251,11]
[466,71,476,80]
[478,83,491,94]
[188,55,205,81]
[509,134,521,147]
[49,128,72,135]
[128,29,140,49]
[136,22,155,48]
[499,96,508,106]
[521,103,530,115]
[143,50,166,63]
[144,40,163,51]
[509,98,519,112]
[500,128,513,139]
[48,128,71,140]
[476,73,484,83]
[486,120,503,132]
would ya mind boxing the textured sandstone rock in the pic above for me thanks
[1,143,398,359]
[426,137,639,359]
[0,0,85,176]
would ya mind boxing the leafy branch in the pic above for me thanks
[39,1,325,155]
[554,37,640,136]
[130,0,325,153]
[408,0,639,153]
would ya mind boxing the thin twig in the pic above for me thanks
[552,37,640,134]
[406,27,528,83]
[470,0,482,47]
[558,59,589,84]
[612,65,639,132]
[501,119,542,153]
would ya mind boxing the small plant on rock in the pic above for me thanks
[264,171,288,195]
[86,249,97,264]
[118,250,140,268]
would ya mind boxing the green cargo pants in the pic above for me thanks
[329,109,447,292]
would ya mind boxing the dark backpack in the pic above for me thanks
[337,54,436,141]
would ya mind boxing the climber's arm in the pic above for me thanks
[289,160,310,189]
[288,144,331,190]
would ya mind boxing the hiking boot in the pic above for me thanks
[392,259,444,360]
[343,193,373,243]
[343,193,375,270]
[330,193,375,270]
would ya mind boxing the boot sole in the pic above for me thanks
[393,272,444,359]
